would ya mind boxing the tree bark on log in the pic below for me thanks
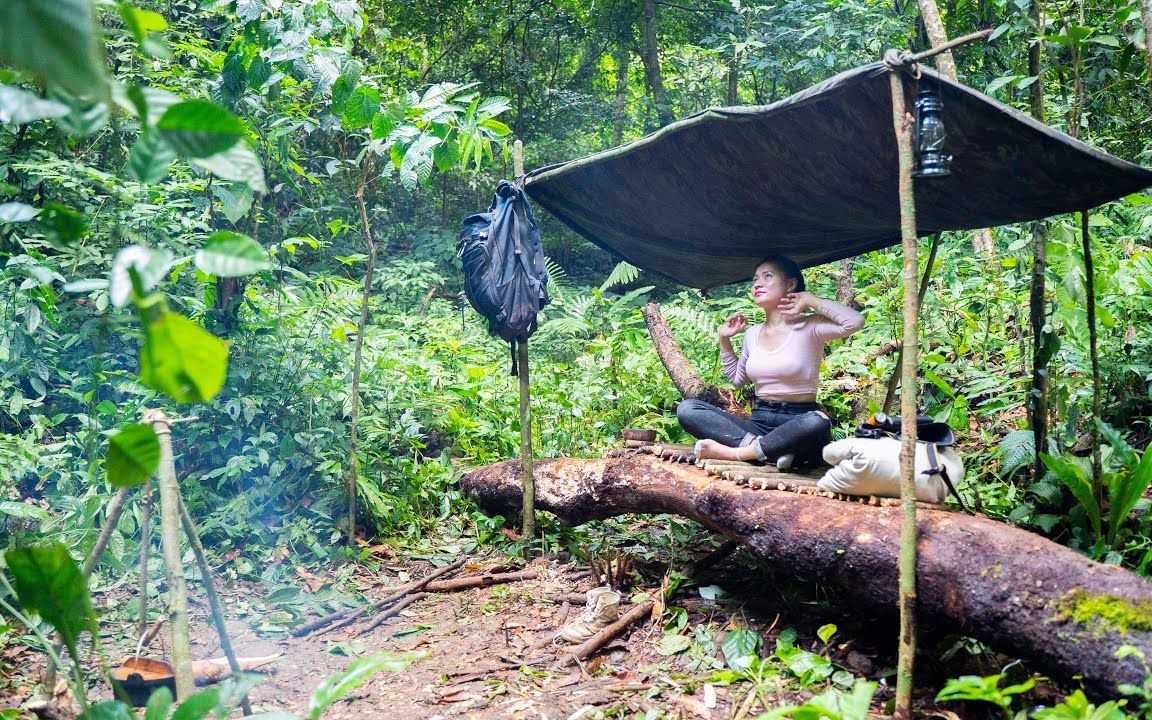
[641,302,744,415]
[461,455,1152,700]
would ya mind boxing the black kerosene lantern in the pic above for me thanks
[913,85,952,177]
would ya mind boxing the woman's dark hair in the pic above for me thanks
[757,254,805,292]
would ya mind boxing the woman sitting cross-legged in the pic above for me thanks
[678,254,864,469]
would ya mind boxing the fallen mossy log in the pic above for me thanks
[461,455,1152,699]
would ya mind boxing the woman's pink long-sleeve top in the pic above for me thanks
[720,299,864,401]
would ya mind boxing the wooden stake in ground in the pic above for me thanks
[177,495,252,715]
[514,139,536,545]
[887,59,920,720]
[145,409,194,699]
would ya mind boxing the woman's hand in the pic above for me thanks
[718,314,748,339]
[777,291,817,318]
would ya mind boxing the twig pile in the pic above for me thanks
[292,561,539,639]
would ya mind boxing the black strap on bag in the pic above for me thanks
[922,442,968,511]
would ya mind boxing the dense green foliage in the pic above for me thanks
[0,0,1151,599]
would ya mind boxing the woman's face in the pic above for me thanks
[750,262,797,309]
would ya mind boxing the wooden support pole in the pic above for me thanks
[514,138,536,546]
[888,67,921,720]
[145,409,194,699]
[138,483,153,636]
[882,234,940,415]
[1082,210,1103,510]
[177,495,252,715]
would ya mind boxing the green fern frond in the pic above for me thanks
[544,256,569,302]
[997,429,1036,477]
[600,261,640,292]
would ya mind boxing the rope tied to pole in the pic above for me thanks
[883,49,921,78]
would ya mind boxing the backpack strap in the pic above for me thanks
[921,442,968,511]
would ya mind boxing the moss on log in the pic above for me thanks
[461,455,1152,699]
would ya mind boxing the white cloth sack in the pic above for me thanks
[817,437,963,503]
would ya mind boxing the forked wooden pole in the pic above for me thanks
[145,409,194,698]
[888,67,920,720]
[514,139,536,546]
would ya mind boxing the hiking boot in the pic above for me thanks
[554,587,620,644]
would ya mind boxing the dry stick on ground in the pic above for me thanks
[176,494,252,716]
[292,559,466,637]
[320,571,538,636]
[422,570,538,592]
[354,592,430,637]
[557,600,656,668]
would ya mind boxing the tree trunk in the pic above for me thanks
[834,258,858,309]
[641,302,743,415]
[461,455,1152,700]
[348,160,378,544]
[639,0,674,126]
[1028,7,1049,481]
[614,44,630,144]
[1141,0,1152,86]
[916,0,958,80]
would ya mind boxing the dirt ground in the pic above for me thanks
[2,544,1026,719]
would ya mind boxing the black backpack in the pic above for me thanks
[457,180,550,373]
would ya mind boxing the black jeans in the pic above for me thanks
[676,398,832,466]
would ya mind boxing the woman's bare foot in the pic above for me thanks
[694,439,744,461]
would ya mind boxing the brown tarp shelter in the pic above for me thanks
[523,62,1152,290]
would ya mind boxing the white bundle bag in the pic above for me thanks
[817,436,963,503]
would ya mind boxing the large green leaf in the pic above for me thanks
[1041,453,1101,538]
[170,687,221,720]
[721,628,761,671]
[48,87,109,136]
[143,687,172,720]
[191,141,267,193]
[118,3,170,58]
[139,311,228,403]
[1109,448,1152,542]
[106,423,160,488]
[0,0,108,98]
[4,545,96,661]
[308,653,427,720]
[128,132,176,184]
[211,184,254,225]
[157,100,245,158]
[195,231,271,277]
[88,701,134,720]
[0,85,69,124]
[0,501,50,522]
[342,86,380,130]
